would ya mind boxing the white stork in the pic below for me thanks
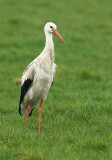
[19,22,65,132]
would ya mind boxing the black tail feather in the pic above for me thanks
[19,103,22,116]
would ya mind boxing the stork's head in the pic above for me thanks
[44,22,66,44]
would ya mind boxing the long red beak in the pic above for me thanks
[53,30,66,44]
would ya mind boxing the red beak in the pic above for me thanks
[53,30,66,44]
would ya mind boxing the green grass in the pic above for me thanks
[0,0,112,159]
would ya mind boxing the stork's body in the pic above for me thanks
[19,22,65,132]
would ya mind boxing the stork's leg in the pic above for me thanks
[38,99,43,132]
[26,101,31,128]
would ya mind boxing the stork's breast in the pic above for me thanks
[34,68,53,91]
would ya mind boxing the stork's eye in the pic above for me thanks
[50,26,53,29]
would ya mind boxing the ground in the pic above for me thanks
[0,0,112,159]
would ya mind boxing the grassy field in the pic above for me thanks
[0,0,112,159]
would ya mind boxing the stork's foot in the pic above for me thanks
[26,101,31,128]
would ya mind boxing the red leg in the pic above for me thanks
[38,99,43,132]
[26,101,31,128]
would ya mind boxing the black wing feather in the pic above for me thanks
[29,108,34,117]
[51,77,54,88]
[19,78,33,115]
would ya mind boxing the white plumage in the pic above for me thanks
[19,22,65,131]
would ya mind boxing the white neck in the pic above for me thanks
[45,31,54,47]
[42,31,54,63]
[37,31,55,73]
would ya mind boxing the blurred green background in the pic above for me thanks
[0,0,112,159]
